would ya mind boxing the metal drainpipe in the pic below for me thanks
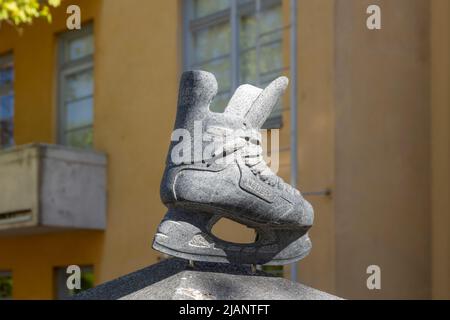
[230,0,239,92]
[290,0,299,282]
[255,0,261,86]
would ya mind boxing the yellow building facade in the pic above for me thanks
[0,0,449,299]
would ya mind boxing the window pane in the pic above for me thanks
[197,57,231,92]
[65,127,93,148]
[193,23,230,63]
[59,27,94,148]
[0,271,13,300]
[240,4,283,50]
[259,41,283,74]
[54,266,94,300]
[64,69,93,102]
[194,0,229,18]
[0,94,14,148]
[210,92,230,113]
[0,63,13,86]
[186,1,283,127]
[67,34,94,62]
[240,42,282,84]
[66,97,93,130]
[240,49,257,84]
[0,94,14,119]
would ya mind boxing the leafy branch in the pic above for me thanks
[0,0,61,25]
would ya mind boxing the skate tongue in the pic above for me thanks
[244,77,289,128]
[224,84,262,118]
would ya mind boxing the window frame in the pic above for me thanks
[183,0,283,128]
[0,53,13,96]
[57,24,94,147]
[0,270,13,300]
[54,265,94,300]
[0,52,15,149]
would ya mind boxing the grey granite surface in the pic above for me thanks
[74,258,341,300]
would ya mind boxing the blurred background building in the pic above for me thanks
[0,0,449,299]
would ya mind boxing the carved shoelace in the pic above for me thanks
[205,127,300,195]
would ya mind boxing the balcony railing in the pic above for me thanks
[0,144,107,235]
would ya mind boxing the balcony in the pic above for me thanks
[0,144,107,235]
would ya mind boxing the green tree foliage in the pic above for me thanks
[0,0,61,25]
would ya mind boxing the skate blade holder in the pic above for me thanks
[153,209,311,266]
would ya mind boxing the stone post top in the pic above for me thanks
[74,258,341,300]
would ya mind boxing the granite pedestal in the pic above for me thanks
[75,258,340,300]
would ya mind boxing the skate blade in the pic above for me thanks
[152,209,312,266]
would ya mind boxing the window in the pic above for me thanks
[0,271,13,300]
[58,25,94,148]
[0,53,14,148]
[54,265,94,300]
[184,0,284,128]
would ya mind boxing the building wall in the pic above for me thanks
[93,0,181,283]
[431,0,450,300]
[292,0,337,294]
[290,0,445,299]
[0,0,181,298]
[334,0,431,299]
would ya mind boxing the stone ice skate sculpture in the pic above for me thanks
[152,70,314,266]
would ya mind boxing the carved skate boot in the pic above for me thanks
[152,71,314,265]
